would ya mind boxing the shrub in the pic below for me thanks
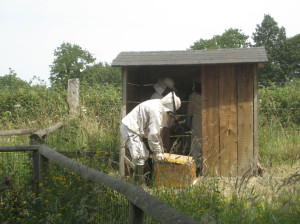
[259,79,300,127]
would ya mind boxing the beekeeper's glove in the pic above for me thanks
[155,153,164,161]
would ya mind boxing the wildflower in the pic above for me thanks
[39,183,43,187]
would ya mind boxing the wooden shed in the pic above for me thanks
[112,47,268,177]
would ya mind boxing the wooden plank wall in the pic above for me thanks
[219,65,238,176]
[201,65,220,176]
[202,64,255,176]
[237,64,254,175]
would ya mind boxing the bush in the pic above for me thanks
[0,85,68,128]
[259,79,300,126]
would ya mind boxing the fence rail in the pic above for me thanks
[0,128,37,136]
[0,145,199,224]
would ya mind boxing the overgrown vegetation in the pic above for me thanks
[0,77,299,223]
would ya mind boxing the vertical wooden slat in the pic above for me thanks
[201,65,220,176]
[119,67,128,177]
[128,203,144,224]
[219,64,238,176]
[253,65,259,174]
[237,64,254,176]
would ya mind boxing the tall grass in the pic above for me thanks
[259,124,299,167]
[0,80,299,223]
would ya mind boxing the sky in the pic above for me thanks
[1,0,299,86]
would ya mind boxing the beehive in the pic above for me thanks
[153,153,196,187]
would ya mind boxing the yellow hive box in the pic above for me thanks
[152,153,196,187]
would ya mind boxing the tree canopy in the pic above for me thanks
[49,42,121,88]
[0,68,30,89]
[49,42,96,88]
[189,15,299,83]
[252,14,288,82]
[281,34,300,80]
[82,62,121,87]
[189,28,250,50]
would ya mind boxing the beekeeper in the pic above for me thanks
[151,77,177,99]
[186,77,202,175]
[151,77,177,151]
[120,92,181,182]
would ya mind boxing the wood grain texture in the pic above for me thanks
[253,65,259,174]
[201,65,220,175]
[219,64,238,176]
[237,64,254,176]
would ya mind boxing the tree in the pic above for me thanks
[0,68,30,89]
[190,28,250,50]
[82,62,121,87]
[49,42,96,88]
[281,34,300,79]
[252,14,287,82]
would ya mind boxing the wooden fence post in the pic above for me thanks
[32,150,40,192]
[30,137,49,192]
[68,78,80,117]
[128,202,144,224]
[39,154,49,184]
[32,152,49,193]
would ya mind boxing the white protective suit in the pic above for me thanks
[120,92,181,166]
[150,77,177,152]
[151,77,176,100]
[187,81,202,171]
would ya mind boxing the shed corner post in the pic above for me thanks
[119,67,127,177]
[253,65,259,175]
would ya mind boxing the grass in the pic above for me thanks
[1,122,299,223]
[0,82,299,223]
[259,123,300,167]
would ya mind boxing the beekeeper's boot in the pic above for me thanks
[134,165,145,185]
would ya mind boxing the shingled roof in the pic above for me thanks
[112,47,268,66]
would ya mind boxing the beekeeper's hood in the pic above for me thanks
[153,77,177,95]
[162,92,181,113]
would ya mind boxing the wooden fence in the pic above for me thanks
[0,145,199,224]
[0,78,199,223]
[0,120,199,223]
